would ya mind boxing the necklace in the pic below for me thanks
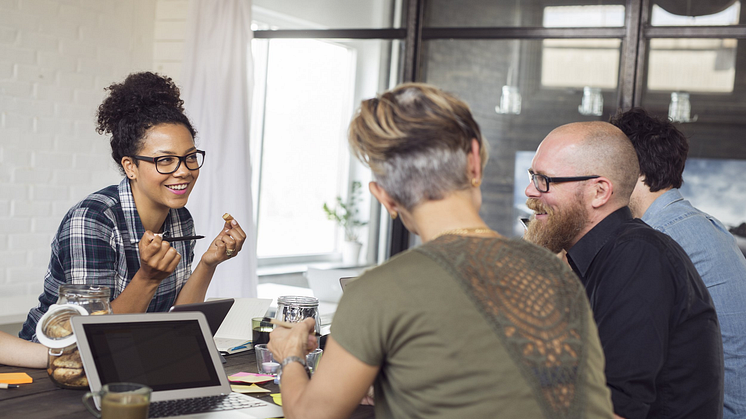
[432,227,495,240]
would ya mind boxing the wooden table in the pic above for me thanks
[0,349,374,418]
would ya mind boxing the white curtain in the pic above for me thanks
[181,0,257,298]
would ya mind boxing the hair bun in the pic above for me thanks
[96,72,185,136]
[95,72,196,175]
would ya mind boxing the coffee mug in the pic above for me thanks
[82,382,151,419]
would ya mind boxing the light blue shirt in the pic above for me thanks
[643,188,746,419]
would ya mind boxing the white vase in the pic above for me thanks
[342,241,362,266]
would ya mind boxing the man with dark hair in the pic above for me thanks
[611,107,746,419]
[525,121,723,419]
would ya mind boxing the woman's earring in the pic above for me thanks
[390,211,398,220]
[471,178,481,187]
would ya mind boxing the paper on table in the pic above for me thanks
[270,393,282,406]
[230,384,271,394]
[210,297,272,352]
[0,372,33,384]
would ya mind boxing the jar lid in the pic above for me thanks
[58,284,111,299]
[35,304,88,349]
[277,295,319,307]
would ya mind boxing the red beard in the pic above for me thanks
[524,195,588,253]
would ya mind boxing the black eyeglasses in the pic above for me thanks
[528,170,599,193]
[131,150,205,175]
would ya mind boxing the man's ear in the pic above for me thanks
[369,181,399,217]
[589,177,614,209]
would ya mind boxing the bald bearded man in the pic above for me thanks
[524,122,723,419]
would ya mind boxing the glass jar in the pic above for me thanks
[275,295,321,335]
[36,285,112,389]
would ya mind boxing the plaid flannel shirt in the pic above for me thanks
[20,178,195,341]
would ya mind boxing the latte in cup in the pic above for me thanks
[101,393,150,419]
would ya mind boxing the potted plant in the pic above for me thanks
[323,181,368,265]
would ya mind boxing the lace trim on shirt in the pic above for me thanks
[416,235,589,419]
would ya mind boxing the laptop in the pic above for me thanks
[339,276,355,291]
[169,299,235,336]
[71,312,284,419]
[305,268,362,324]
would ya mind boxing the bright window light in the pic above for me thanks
[253,39,356,258]
[543,5,625,28]
[651,2,740,26]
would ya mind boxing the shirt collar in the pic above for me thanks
[642,188,683,223]
[567,206,633,278]
[118,178,175,244]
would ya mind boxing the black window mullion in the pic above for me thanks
[619,0,644,110]
[252,28,406,39]
[389,0,425,258]
[421,26,626,39]
[644,25,746,39]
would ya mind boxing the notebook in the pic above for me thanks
[210,298,272,354]
[71,312,284,419]
[169,298,235,336]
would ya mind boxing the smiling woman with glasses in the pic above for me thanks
[20,72,246,342]
[131,150,206,174]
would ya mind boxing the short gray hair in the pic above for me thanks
[348,83,487,210]
[376,146,470,210]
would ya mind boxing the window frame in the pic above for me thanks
[252,0,746,259]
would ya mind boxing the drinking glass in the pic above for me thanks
[82,382,151,419]
[255,344,280,375]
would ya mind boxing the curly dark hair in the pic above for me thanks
[609,107,688,192]
[96,72,197,174]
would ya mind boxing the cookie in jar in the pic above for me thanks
[35,285,112,389]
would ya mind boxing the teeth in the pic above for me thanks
[167,184,187,190]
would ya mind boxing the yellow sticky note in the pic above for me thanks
[0,373,33,384]
[271,393,283,406]
[231,384,271,394]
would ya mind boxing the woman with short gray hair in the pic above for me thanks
[268,83,614,419]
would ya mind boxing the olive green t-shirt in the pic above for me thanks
[332,235,612,419]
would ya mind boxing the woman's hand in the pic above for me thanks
[201,217,247,267]
[268,318,318,361]
[138,231,181,282]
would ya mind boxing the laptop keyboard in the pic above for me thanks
[148,393,269,418]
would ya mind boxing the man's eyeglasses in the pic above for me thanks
[131,150,205,175]
[528,170,599,193]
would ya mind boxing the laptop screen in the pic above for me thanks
[82,319,222,392]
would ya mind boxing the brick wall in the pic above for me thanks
[153,0,188,83]
[0,0,158,324]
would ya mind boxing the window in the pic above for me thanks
[249,1,403,267]
[251,38,357,260]
[541,5,625,89]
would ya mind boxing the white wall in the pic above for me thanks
[0,0,157,325]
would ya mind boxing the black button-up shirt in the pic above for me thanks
[567,207,723,419]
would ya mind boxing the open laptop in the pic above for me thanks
[339,276,355,291]
[71,312,284,419]
[169,299,235,336]
[305,268,361,324]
